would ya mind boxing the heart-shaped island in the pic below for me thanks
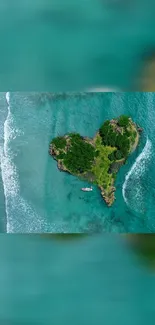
[49,115,142,206]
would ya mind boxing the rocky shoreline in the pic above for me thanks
[100,185,116,206]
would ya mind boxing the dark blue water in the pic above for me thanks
[0,92,155,233]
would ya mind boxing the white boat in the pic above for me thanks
[81,186,93,192]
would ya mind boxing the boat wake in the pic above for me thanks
[122,138,152,213]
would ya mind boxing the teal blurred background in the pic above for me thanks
[0,234,155,325]
[0,0,155,90]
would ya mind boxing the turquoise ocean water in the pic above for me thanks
[0,92,155,233]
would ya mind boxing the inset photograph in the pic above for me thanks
[0,92,154,233]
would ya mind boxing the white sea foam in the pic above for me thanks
[1,92,49,232]
[5,91,10,106]
[122,138,152,212]
[0,92,20,231]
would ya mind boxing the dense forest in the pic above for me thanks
[51,133,96,174]
[99,115,137,160]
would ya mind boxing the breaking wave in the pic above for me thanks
[122,138,152,213]
[1,92,48,232]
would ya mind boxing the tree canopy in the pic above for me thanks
[118,115,129,127]
[63,136,95,174]
[99,116,133,158]
[51,136,66,149]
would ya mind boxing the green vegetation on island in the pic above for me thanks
[49,116,142,206]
